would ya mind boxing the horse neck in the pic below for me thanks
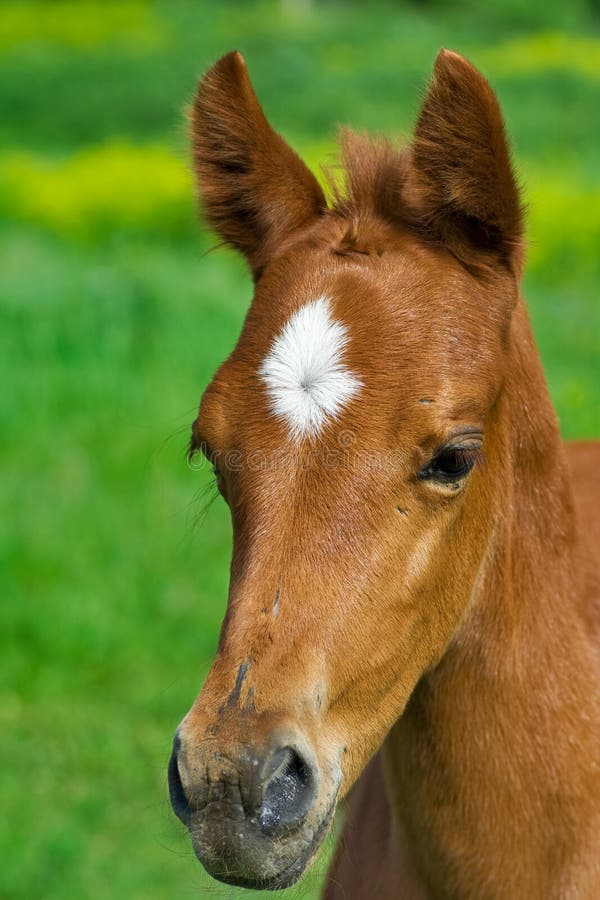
[406,295,584,689]
[443,293,583,678]
[383,295,600,887]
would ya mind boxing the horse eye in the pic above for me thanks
[420,445,481,485]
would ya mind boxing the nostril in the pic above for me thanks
[168,742,192,827]
[259,746,317,835]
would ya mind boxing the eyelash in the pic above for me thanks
[187,435,222,479]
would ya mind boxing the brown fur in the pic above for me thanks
[171,49,600,897]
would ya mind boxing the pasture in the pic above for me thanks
[1,2,599,898]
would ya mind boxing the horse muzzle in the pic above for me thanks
[168,718,339,889]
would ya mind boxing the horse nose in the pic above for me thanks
[168,731,318,837]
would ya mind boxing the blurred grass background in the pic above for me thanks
[1,1,599,898]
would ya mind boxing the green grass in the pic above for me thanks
[1,1,599,898]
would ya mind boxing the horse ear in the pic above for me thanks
[191,51,326,277]
[407,49,524,268]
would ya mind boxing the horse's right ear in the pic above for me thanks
[406,49,524,270]
[192,52,326,277]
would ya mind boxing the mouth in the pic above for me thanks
[192,793,338,891]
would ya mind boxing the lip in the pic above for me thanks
[197,792,338,891]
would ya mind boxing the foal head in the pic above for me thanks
[169,49,524,889]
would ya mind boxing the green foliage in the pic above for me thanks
[479,30,600,77]
[0,143,195,241]
[0,1,165,51]
[1,1,599,898]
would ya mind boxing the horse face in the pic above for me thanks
[169,50,522,888]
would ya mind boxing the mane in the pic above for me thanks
[326,129,410,221]
[323,130,426,259]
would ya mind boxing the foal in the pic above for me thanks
[168,50,600,897]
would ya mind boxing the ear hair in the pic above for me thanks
[405,49,524,269]
[191,51,326,277]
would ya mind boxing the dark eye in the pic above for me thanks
[419,444,482,486]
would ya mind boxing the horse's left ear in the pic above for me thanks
[407,49,524,269]
[192,51,326,278]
